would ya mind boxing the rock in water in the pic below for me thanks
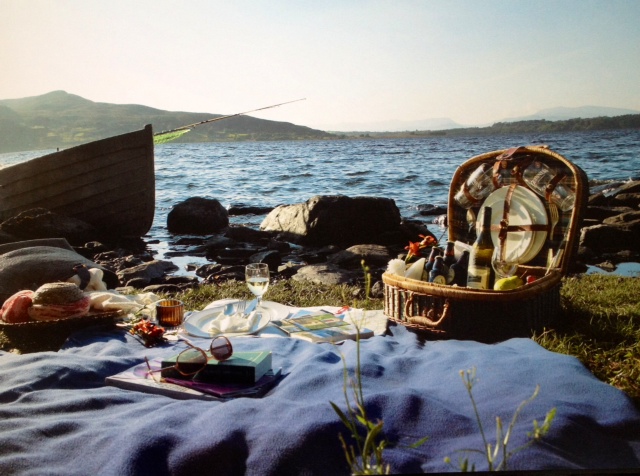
[167,197,229,234]
[260,195,402,247]
[0,208,98,246]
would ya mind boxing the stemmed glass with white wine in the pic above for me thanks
[491,244,518,280]
[245,263,270,309]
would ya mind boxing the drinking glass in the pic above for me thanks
[155,299,184,328]
[522,161,575,211]
[454,163,501,209]
[245,263,270,308]
[491,246,518,279]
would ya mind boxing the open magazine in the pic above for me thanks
[271,310,374,343]
[106,358,281,401]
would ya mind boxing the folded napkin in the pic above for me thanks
[207,309,259,335]
[86,290,161,313]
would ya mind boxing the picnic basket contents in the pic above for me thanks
[383,145,589,342]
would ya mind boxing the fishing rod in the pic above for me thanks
[153,98,306,144]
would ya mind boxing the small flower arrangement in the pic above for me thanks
[387,234,438,278]
[404,234,438,262]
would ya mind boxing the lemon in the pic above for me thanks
[493,276,524,291]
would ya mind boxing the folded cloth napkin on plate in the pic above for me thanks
[207,310,259,335]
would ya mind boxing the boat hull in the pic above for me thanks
[0,125,155,237]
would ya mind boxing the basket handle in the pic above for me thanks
[404,293,451,328]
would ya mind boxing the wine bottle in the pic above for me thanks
[466,207,495,289]
[429,256,448,284]
[450,250,470,286]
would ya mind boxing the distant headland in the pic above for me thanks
[1,90,639,154]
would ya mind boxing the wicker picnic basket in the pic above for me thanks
[383,145,589,342]
[0,310,122,349]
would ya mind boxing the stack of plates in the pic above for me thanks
[479,186,548,264]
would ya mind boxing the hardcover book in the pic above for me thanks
[271,311,374,343]
[106,359,281,401]
[161,350,272,384]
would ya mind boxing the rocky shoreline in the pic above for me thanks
[0,180,638,302]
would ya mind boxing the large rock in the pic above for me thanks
[260,195,402,247]
[117,260,180,288]
[580,222,640,253]
[167,197,229,234]
[612,180,640,195]
[327,244,393,270]
[291,263,359,286]
[0,241,119,304]
[224,225,271,244]
[611,193,640,208]
[602,210,640,226]
[0,208,97,245]
[586,206,635,221]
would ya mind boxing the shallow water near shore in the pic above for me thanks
[2,129,640,277]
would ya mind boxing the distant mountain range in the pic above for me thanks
[321,117,463,132]
[500,106,640,123]
[325,106,640,132]
[0,91,334,153]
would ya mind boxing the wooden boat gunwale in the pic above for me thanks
[0,125,155,238]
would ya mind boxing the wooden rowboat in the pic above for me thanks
[0,125,155,237]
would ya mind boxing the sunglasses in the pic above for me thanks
[145,336,233,382]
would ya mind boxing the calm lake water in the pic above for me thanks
[2,129,640,276]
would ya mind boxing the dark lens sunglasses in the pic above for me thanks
[145,336,233,382]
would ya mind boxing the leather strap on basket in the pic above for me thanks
[461,181,479,206]
[499,183,517,260]
[496,146,544,185]
[545,171,566,202]
[404,293,451,328]
[494,147,525,189]
[489,182,548,242]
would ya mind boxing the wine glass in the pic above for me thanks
[491,246,518,279]
[245,263,270,308]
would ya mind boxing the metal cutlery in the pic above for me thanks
[546,204,560,271]
[548,203,559,240]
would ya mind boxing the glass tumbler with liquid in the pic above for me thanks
[454,163,500,209]
[522,161,575,212]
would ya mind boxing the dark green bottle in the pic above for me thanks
[451,250,470,286]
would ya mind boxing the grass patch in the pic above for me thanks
[1,275,638,405]
[534,274,640,406]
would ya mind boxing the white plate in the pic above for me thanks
[207,300,291,321]
[183,301,273,338]
[518,188,548,263]
[480,186,547,264]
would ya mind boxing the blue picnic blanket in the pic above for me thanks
[0,323,639,475]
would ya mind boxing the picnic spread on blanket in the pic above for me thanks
[1,292,639,474]
[1,146,639,474]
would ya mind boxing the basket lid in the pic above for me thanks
[447,145,589,276]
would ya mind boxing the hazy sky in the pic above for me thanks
[2,0,639,130]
